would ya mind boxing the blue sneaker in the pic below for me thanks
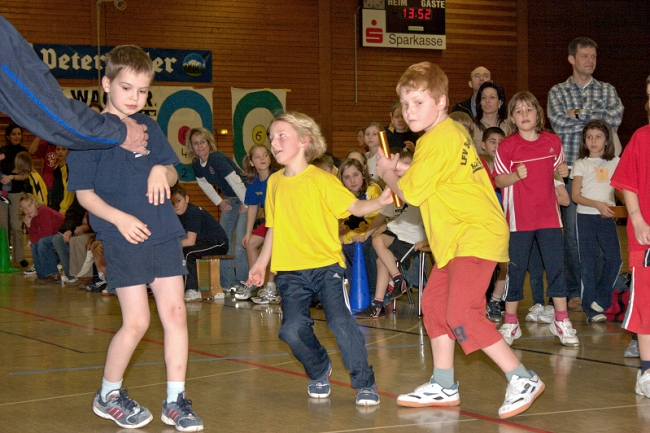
[356,384,380,406]
[161,392,204,432]
[308,363,332,398]
[92,388,153,428]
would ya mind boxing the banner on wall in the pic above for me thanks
[231,88,287,167]
[63,86,213,182]
[34,44,212,82]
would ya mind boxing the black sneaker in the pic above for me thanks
[388,275,409,300]
[354,301,385,318]
[19,259,29,268]
[486,300,503,321]
[0,195,10,205]
[87,279,107,293]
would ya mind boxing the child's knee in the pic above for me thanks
[278,318,310,346]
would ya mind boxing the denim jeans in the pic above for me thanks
[577,214,623,318]
[506,229,566,302]
[51,233,70,277]
[31,235,60,278]
[562,178,581,299]
[528,238,546,305]
[276,264,376,389]
[218,197,249,289]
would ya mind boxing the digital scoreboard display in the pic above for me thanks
[386,1,446,35]
[361,0,446,50]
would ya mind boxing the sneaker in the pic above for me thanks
[308,363,332,398]
[184,290,202,302]
[637,370,650,397]
[486,300,502,321]
[538,305,555,324]
[591,301,604,313]
[354,301,385,318]
[499,322,522,346]
[0,195,10,205]
[550,319,580,346]
[498,371,545,419]
[35,274,61,285]
[226,282,245,294]
[234,283,259,300]
[525,304,545,322]
[356,384,380,406]
[161,392,204,432]
[92,388,153,429]
[251,285,281,304]
[387,275,408,300]
[396,380,460,407]
[23,265,36,276]
[87,279,107,293]
[587,313,607,323]
[19,259,28,268]
[625,339,640,358]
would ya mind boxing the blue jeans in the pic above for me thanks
[528,238,546,305]
[562,178,581,299]
[276,264,376,389]
[51,233,70,277]
[218,197,248,289]
[506,229,566,302]
[577,214,622,318]
[31,235,60,278]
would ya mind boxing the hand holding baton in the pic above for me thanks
[378,130,403,208]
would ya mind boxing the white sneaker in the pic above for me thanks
[23,265,36,276]
[625,339,640,358]
[396,380,460,407]
[525,304,544,322]
[234,283,260,300]
[636,370,650,397]
[498,371,545,419]
[591,301,604,313]
[550,319,580,346]
[251,285,281,305]
[499,322,522,346]
[587,313,607,323]
[539,305,555,324]
[184,290,202,302]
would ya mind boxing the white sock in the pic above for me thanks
[167,381,185,403]
[101,378,123,401]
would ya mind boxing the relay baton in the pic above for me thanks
[378,130,403,208]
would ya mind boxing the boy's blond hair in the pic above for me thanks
[396,61,448,104]
[18,193,43,220]
[507,91,546,135]
[14,151,33,175]
[104,45,154,81]
[270,111,326,163]
[449,111,475,137]
[185,127,218,161]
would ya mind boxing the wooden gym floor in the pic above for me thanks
[1,228,649,433]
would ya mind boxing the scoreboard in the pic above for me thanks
[361,0,446,50]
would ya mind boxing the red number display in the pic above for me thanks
[401,8,432,21]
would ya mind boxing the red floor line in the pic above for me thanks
[2,305,552,433]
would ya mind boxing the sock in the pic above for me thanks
[504,313,518,324]
[432,367,455,389]
[167,381,185,403]
[98,272,106,281]
[490,294,501,303]
[505,364,532,381]
[555,310,569,322]
[373,298,384,307]
[101,378,123,401]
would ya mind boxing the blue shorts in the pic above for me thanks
[103,236,186,292]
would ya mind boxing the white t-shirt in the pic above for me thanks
[570,156,619,215]
[366,151,379,182]
[379,203,426,245]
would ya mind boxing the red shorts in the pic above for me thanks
[421,256,502,354]
[252,222,268,238]
[623,250,650,334]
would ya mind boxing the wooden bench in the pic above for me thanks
[195,254,234,300]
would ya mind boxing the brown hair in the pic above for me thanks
[568,37,598,57]
[396,61,448,105]
[507,91,546,135]
[14,151,33,175]
[104,45,154,81]
[579,119,615,161]
[242,144,281,183]
[338,158,370,199]
[170,183,187,198]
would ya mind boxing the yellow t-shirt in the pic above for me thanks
[266,165,356,272]
[398,117,509,268]
[341,183,382,244]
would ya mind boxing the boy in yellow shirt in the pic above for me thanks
[247,111,392,406]
[376,62,544,419]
